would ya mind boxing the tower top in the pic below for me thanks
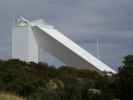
[16,16,29,27]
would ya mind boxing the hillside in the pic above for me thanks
[0,55,132,100]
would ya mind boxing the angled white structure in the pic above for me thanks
[12,17,116,74]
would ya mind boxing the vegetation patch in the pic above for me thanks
[0,55,132,100]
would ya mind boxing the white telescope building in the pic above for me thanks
[12,17,116,74]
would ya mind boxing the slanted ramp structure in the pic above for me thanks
[12,17,116,74]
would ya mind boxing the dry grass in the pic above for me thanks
[0,93,25,100]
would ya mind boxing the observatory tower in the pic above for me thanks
[12,17,116,74]
[12,17,39,63]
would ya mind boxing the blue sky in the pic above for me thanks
[0,0,133,70]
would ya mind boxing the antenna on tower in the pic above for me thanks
[96,39,100,59]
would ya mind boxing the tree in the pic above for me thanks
[116,55,133,100]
